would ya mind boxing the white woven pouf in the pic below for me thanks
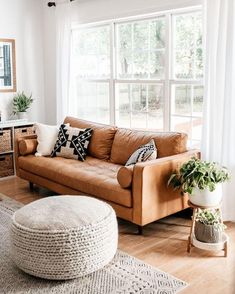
[10,196,118,280]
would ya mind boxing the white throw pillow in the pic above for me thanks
[125,139,157,166]
[35,123,61,156]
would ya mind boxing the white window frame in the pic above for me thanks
[71,5,203,144]
[169,9,204,147]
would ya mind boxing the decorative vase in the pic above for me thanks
[189,184,222,206]
[18,112,27,120]
[195,221,222,243]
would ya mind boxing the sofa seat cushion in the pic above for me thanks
[110,128,188,165]
[18,156,132,208]
[64,117,117,160]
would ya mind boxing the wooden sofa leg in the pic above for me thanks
[137,225,143,235]
[29,182,34,191]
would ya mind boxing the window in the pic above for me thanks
[115,83,164,129]
[116,18,166,79]
[70,25,111,124]
[171,11,203,148]
[70,8,203,146]
[115,18,165,130]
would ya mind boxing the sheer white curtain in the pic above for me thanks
[55,3,72,124]
[202,0,235,220]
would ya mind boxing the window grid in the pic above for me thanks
[71,7,203,146]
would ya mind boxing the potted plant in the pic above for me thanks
[194,209,226,243]
[168,157,229,206]
[12,92,33,119]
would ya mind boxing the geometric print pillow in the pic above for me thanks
[125,139,157,166]
[51,124,93,161]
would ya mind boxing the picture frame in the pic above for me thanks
[0,39,16,93]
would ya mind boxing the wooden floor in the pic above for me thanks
[0,177,235,294]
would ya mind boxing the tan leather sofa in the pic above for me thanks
[17,117,200,230]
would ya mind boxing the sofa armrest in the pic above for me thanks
[17,134,37,143]
[19,138,38,156]
[132,149,200,226]
[15,135,37,156]
[14,135,37,175]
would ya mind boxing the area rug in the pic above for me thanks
[0,194,188,294]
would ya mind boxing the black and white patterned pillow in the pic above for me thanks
[125,139,157,166]
[51,124,93,161]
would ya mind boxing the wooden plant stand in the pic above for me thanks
[187,200,228,257]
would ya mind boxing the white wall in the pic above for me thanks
[70,0,202,24]
[42,2,56,124]
[0,0,45,122]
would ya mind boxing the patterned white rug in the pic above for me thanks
[0,194,188,294]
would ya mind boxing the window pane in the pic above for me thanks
[71,82,109,124]
[191,140,201,148]
[132,112,147,129]
[195,13,203,47]
[116,83,164,130]
[116,112,131,128]
[148,84,164,130]
[192,117,203,141]
[172,85,191,116]
[174,14,194,49]
[133,22,148,50]
[174,49,193,79]
[115,83,131,112]
[171,83,203,144]
[132,84,147,111]
[115,83,131,128]
[116,23,132,79]
[195,47,203,79]
[149,51,165,79]
[133,51,149,78]
[148,84,163,112]
[117,18,166,79]
[173,12,203,79]
[171,116,192,137]
[193,85,203,116]
[72,26,110,79]
[150,19,166,49]
[147,112,164,130]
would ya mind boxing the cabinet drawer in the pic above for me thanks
[0,154,14,178]
[0,129,12,153]
[14,126,35,138]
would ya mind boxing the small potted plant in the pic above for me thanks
[168,157,230,206]
[195,209,226,243]
[12,92,33,119]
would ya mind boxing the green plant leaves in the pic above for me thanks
[12,92,33,115]
[168,157,230,195]
[195,209,226,231]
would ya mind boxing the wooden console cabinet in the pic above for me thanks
[0,120,34,179]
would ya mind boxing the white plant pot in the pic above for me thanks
[189,184,222,207]
[18,112,27,120]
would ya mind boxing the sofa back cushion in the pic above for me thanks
[110,128,188,165]
[64,117,117,160]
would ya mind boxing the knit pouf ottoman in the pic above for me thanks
[10,196,118,280]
